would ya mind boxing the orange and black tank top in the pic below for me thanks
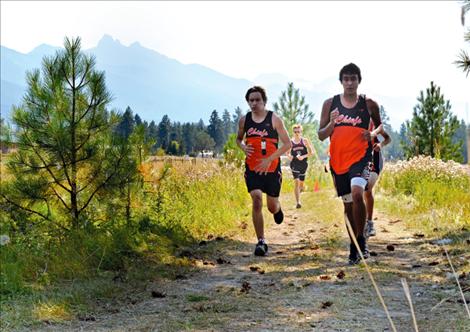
[329,94,371,175]
[290,138,308,166]
[244,111,279,173]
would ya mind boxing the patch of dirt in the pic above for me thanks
[42,190,470,332]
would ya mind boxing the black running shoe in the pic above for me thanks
[274,208,284,224]
[254,240,268,256]
[348,242,359,265]
[357,235,367,258]
[296,203,302,209]
[348,256,360,265]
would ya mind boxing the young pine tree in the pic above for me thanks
[2,37,132,229]
[272,82,314,136]
[403,82,463,162]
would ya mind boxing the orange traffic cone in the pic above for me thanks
[314,179,320,192]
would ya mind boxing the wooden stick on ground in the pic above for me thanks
[401,278,419,332]
[443,246,470,318]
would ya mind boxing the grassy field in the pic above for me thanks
[1,156,469,330]
[377,156,470,240]
[0,157,252,329]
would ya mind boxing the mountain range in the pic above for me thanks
[2,35,330,125]
[3,35,465,129]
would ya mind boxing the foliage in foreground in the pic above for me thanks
[0,160,249,299]
[377,155,470,235]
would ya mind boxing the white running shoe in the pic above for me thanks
[366,220,376,237]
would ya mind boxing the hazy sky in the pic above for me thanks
[1,1,469,126]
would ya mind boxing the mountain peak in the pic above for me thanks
[97,34,122,48]
[28,43,57,55]
[130,41,141,48]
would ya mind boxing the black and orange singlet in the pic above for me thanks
[329,94,371,175]
[243,111,279,173]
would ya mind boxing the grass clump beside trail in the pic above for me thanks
[376,155,470,277]
[377,156,470,236]
[0,158,250,329]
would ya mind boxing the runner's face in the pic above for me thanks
[341,74,359,95]
[293,129,302,138]
[248,92,266,112]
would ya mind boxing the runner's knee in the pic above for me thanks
[364,189,373,199]
[267,200,279,213]
[351,186,364,203]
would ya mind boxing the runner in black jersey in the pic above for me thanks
[286,124,317,208]
[318,63,383,265]
[237,86,292,256]
[364,123,391,237]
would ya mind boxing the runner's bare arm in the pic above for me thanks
[236,116,253,157]
[370,124,391,147]
[370,124,383,137]
[285,146,293,161]
[367,98,382,130]
[380,129,391,147]
[318,98,336,141]
[303,138,318,160]
[365,98,382,142]
[372,126,391,151]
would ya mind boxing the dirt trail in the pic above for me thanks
[44,190,469,332]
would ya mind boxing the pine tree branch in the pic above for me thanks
[24,132,72,194]
[50,185,71,211]
[11,154,58,171]
[454,50,470,77]
[1,192,52,223]
[76,94,100,125]
[78,152,125,215]
[77,161,104,194]
[75,59,92,90]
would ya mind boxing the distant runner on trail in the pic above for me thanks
[318,63,383,265]
[286,124,317,208]
[364,123,391,238]
[237,86,292,256]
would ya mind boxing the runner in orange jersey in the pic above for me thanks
[318,63,383,265]
[237,86,292,256]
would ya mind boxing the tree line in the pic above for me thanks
[112,83,468,163]
[114,106,244,157]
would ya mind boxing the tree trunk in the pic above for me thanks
[70,49,79,228]
[126,179,131,224]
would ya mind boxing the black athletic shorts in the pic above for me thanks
[369,151,383,175]
[330,150,371,197]
[245,166,282,197]
[290,161,308,181]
